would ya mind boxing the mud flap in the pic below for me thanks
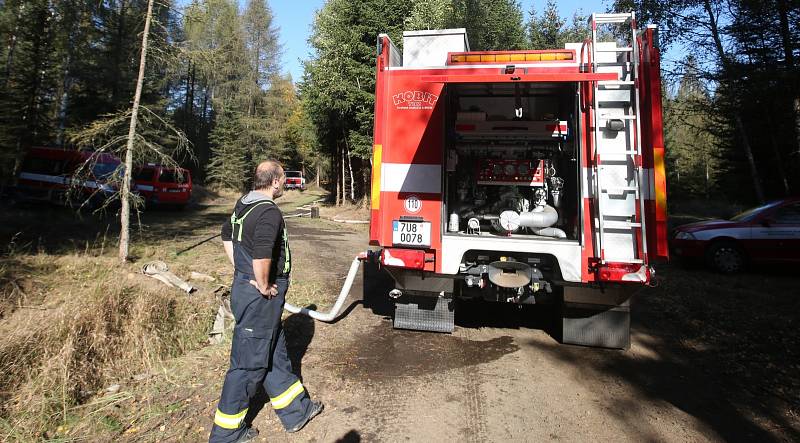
[561,286,632,349]
[393,296,455,333]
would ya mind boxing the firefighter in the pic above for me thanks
[210,160,323,443]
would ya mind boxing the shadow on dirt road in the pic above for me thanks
[526,263,800,442]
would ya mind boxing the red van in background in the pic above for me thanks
[284,170,305,190]
[133,164,192,207]
[14,146,120,207]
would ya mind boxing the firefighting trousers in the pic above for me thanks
[209,275,312,443]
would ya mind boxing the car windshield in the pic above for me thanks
[159,169,187,184]
[285,171,301,178]
[134,168,155,181]
[730,201,782,221]
[92,162,120,179]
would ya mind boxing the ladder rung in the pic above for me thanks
[593,14,633,24]
[598,150,639,156]
[601,186,638,192]
[604,258,645,264]
[595,47,633,53]
[597,156,640,164]
[598,80,635,86]
[594,61,632,67]
[600,115,637,120]
[602,221,642,229]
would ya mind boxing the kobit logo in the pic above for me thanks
[392,90,439,110]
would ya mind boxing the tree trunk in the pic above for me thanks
[794,97,800,190]
[111,0,127,107]
[3,3,24,88]
[335,142,341,206]
[12,3,48,184]
[56,3,88,147]
[189,64,196,117]
[776,0,799,189]
[341,141,347,204]
[734,114,765,203]
[766,112,790,195]
[344,135,355,201]
[362,159,370,203]
[119,0,154,263]
[183,61,192,130]
[316,163,320,187]
[776,0,794,69]
[56,56,71,147]
[201,90,208,121]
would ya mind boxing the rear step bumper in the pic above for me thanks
[394,296,455,333]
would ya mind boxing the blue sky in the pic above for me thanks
[271,0,612,81]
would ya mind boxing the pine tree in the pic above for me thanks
[0,0,58,180]
[528,1,564,49]
[527,2,590,50]
[406,0,453,30]
[243,0,281,88]
[450,0,526,50]
[207,108,250,191]
[302,0,412,202]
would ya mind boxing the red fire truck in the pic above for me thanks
[369,13,668,348]
[14,146,121,208]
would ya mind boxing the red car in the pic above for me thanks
[133,164,192,207]
[671,198,800,273]
[284,170,305,190]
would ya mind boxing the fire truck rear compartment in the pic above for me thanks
[443,81,581,245]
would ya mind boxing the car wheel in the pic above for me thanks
[706,241,746,273]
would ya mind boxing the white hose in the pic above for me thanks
[284,211,312,219]
[332,217,370,224]
[283,255,362,322]
[519,204,559,228]
[532,227,567,238]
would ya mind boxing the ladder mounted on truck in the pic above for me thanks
[588,12,647,265]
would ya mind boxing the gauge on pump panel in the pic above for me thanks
[504,164,517,176]
[492,164,503,177]
[518,163,530,176]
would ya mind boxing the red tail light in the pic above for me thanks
[597,262,650,283]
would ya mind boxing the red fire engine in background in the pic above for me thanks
[369,13,668,348]
[14,146,121,208]
[14,147,192,209]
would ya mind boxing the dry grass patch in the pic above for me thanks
[0,253,215,441]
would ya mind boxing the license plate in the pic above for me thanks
[392,221,431,247]
[168,188,183,193]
